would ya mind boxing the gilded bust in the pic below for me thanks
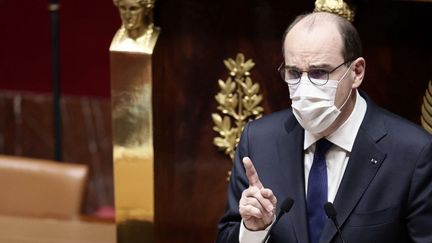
[110,0,160,54]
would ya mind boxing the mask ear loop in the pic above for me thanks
[336,62,354,111]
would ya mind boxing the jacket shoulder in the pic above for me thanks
[378,106,432,144]
[247,108,296,134]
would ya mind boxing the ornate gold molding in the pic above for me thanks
[314,0,355,22]
[212,54,264,163]
[421,80,432,134]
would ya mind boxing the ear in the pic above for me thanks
[351,57,365,89]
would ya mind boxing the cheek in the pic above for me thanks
[335,79,353,106]
[133,13,143,23]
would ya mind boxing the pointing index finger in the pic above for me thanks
[243,157,263,189]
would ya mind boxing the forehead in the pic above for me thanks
[283,19,344,66]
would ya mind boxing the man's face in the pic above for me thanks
[283,20,354,108]
[117,0,145,31]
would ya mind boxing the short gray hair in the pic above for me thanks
[282,12,362,62]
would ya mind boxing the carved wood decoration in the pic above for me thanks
[212,54,264,177]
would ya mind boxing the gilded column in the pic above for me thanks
[110,0,160,242]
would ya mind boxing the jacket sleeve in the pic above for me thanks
[216,123,251,243]
[406,138,432,242]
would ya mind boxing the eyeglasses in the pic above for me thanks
[278,60,352,86]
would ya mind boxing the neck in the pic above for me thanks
[319,89,357,137]
[126,25,147,40]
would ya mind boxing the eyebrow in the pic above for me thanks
[284,63,334,70]
[309,64,334,70]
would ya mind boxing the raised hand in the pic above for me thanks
[239,157,277,231]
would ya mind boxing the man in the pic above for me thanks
[216,12,432,243]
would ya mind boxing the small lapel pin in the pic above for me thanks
[370,158,378,164]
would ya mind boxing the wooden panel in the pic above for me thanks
[61,97,114,214]
[0,93,114,215]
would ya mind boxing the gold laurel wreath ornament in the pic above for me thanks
[212,54,264,170]
[314,0,355,22]
[421,80,432,134]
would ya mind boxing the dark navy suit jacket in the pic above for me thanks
[216,91,432,243]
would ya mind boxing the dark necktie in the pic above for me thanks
[307,139,333,243]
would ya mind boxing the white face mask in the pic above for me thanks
[288,65,352,134]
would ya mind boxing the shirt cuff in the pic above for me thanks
[239,219,273,243]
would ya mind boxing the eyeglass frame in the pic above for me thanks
[277,59,354,86]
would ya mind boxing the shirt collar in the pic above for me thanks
[304,90,367,152]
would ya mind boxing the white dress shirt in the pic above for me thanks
[239,90,367,243]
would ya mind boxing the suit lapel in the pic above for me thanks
[320,94,387,243]
[277,119,309,243]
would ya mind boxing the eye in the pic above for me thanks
[308,69,328,79]
[285,69,302,79]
